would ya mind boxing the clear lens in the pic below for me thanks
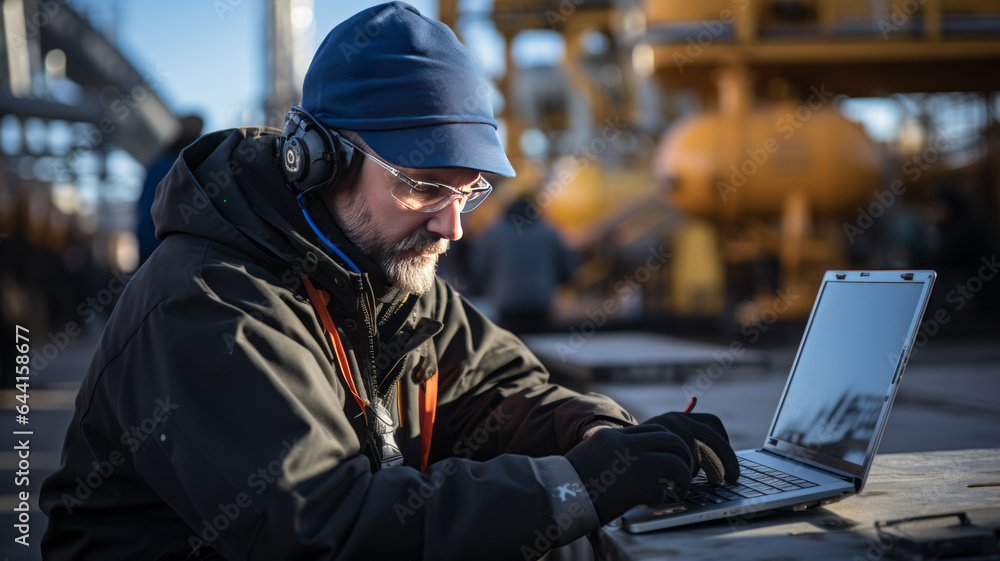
[390,179,491,213]
[392,183,441,210]
[348,140,494,213]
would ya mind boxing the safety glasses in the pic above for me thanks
[341,138,492,213]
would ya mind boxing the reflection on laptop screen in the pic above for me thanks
[770,281,925,465]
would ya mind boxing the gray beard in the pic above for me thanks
[338,195,447,295]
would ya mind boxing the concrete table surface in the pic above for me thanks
[522,332,770,384]
[596,448,1000,561]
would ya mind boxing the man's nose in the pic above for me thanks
[425,197,464,241]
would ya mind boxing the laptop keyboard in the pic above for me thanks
[684,457,819,506]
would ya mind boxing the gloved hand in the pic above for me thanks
[565,424,694,526]
[640,412,740,484]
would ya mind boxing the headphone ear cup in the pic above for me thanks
[296,125,333,192]
[280,110,306,187]
[282,136,306,182]
[279,107,339,194]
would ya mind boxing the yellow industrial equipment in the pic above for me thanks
[655,65,884,317]
[662,107,881,221]
[641,0,1000,322]
[441,0,1000,326]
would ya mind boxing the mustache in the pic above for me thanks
[395,231,449,255]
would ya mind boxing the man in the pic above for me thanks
[40,3,738,559]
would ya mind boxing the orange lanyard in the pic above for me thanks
[418,374,437,472]
[302,275,368,419]
[302,274,438,471]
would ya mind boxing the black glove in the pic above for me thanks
[641,412,740,484]
[565,424,694,526]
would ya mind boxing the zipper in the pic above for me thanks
[354,276,379,397]
[374,316,441,399]
[376,293,408,329]
[376,353,410,398]
[355,275,413,471]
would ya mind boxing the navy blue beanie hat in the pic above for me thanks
[301,2,515,177]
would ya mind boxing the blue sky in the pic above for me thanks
[72,1,440,133]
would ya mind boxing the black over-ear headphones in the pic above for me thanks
[277,105,355,194]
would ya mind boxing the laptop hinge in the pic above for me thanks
[759,447,857,482]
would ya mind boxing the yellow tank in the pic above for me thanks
[657,103,882,220]
[644,0,740,24]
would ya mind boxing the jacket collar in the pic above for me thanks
[158,126,416,323]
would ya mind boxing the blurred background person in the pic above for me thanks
[136,114,203,265]
[472,194,577,334]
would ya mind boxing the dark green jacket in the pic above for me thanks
[40,128,634,560]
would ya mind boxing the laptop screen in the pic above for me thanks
[769,278,928,468]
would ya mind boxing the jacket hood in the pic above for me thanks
[150,126,384,310]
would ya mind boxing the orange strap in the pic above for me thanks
[418,373,438,472]
[303,275,437,470]
[301,275,368,418]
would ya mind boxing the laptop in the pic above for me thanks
[622,269,937,532]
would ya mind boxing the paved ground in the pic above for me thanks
[0,322,997,560]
